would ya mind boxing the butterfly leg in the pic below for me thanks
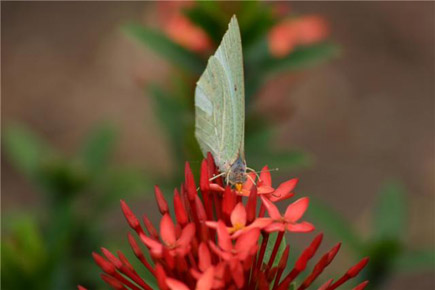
[246,167,261,182]
[209,171,226,182]
[246,172,257,186]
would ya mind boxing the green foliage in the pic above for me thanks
[2,123,150,289]
[395,249,435,273]
[182,2,226,44]
[2,216,49,289]
[123,24,205,75]
[79,123,117,174]
[307,180,435,289]
[3,124,55,178]
[373,181,406,242]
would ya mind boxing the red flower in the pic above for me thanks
[268,15,330,58]
[261,196,314,233]
[238,165,297,202]
[87,157,369,290]
[140,213,195,258]
[205,202,272,238]
[157,1,212,53]
[191,243,225,288]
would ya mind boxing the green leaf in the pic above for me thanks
[373,180,406,241]
[3,124,54,177]
[263,233,287,268]
[100,168,151,206]
[238,1,276,48]
[79,123,117,173]
[395,249,435,273]
[306,198,363,253]
[123,24,205,75]
[1,215,50,289]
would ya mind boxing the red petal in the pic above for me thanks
[246,187,258,223]
[273,178,298,199]
[173,189,188,226]
[92,252,116,274]
[100,274,126,290]
[261,196,282,220]
[101,248,122,269]
[208,240,231,260]
[195,195,207,221]
[140,233,163,257]
[295,233,323,271]
[177,223,196,249]
[347,257,369,278]
[286,221,315,233]
[222,186,236,219]
[265,222,286,233]
[231,203,247,227]
[160,214,177,245]
[196,266,215,290]
[155,264,168,290]
[154,185,169,215]
[242,172,257,191]
[230,261,244,288]
[318,278,333,290]
[217,221,233,252]
[246,217,273,230]
[210,183,225,192]
[120,200,140,230]
[269,191,294,203]
[77,286,88,290]
[198,243,212,271]
[205,221,218,229]
[284,197,309,222]
[166,278,190,290]
[143,215,159,240]
[185,162,197,200]
[200,159,210,192]
[353,281,369,290]
[327,243,341,263]
[258,185,275,195]
[259,165,272,186]
[235,228,260,254]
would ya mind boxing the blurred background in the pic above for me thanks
[2,1,434,290]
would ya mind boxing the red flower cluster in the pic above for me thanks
[86,153,368,290]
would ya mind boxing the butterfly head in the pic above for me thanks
[227,157,247,192]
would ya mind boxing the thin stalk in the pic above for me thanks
[267,231,285,269]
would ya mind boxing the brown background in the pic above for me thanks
[2,2,434,289]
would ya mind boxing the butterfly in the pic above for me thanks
[194,16,251,192]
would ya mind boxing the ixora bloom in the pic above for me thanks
[268,15,330,58]
[82,153,369,290]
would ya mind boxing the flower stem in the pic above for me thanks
[256,232,270,269]
[267,231,284,269]
[259,203,266,217]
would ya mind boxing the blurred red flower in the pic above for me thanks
[158,1,212,53]
[268,15,330,58]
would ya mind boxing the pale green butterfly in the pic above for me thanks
[195,16,250,191]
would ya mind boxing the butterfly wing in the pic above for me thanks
[195,16,245,172]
